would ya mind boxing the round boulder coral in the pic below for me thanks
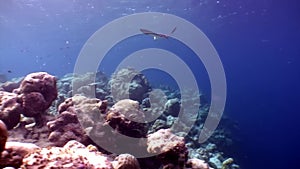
[14,72,57,118]
[112,154,141,169]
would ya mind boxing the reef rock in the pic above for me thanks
[47,95,107,147]
[0,120,8,153]
[164,98,180,117]
[186,158,213,169]
[106,99,147,138]
[0,91,23,129]
[147,129,188,168]
[0,72,57,129]
[13,72,57,119]
[21,140,113,169]
[71,95,107,128]
[0,142,40,168]
[0,77,23,92]
[70,72,110,100]
[109,68,151,103]
[88,99,148,155]
[209,154,222,169]
[112,153,141,169]
[47,108,90,147]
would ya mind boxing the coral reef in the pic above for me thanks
[72,72,110,99]
[0,120,8,153]
[106,99,147,137]
[21,140,113,169]
[109,68,151,103]
[164,98,180,117]
[7,114,54,147]
[13,72,57,122]
[49,72,110,114]
[0,142,40,168]
[186,158,213,169]
[0,91,23,129]
[147,129,188,168]
[142,89,168,123]
[47,94,108,147]
[112,153,141,169]
[0,71,241,169]
[0,77,23,92]
[0,72,57,129]
[88,98,149,155]
[47,109,90,147]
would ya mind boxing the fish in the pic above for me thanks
[170,27,177,34]
[140,27,177,40]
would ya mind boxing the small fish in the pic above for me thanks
[140,27,177,40]
[170,27,177,34]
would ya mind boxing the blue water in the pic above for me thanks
[1,0,299,168]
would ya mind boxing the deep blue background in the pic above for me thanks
[1,0,299,168]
